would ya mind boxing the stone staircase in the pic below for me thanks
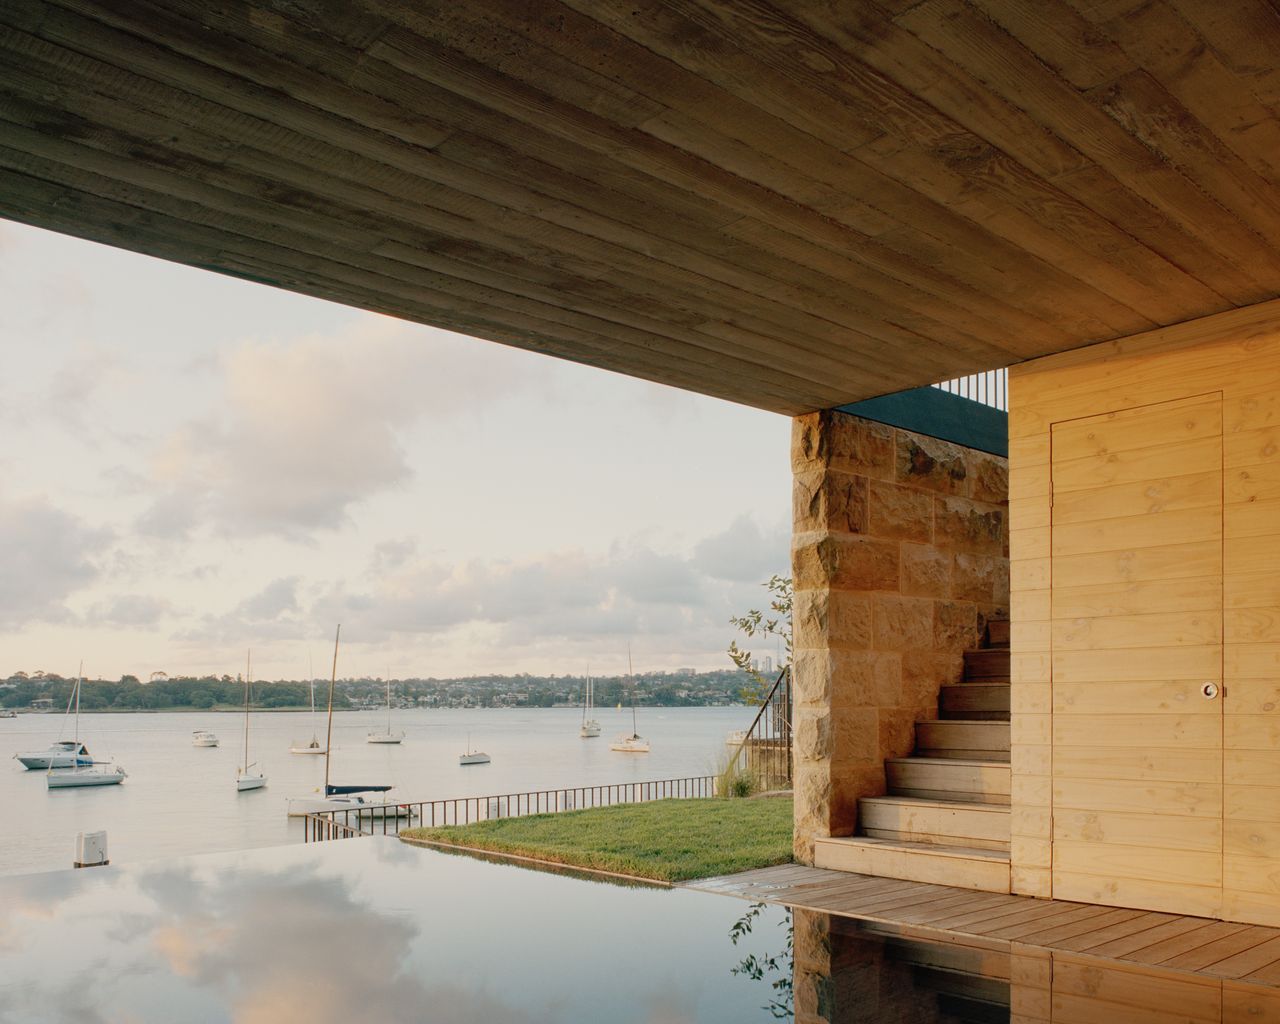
[813,620,1012,892]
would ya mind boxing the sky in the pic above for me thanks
[0,220,792,681]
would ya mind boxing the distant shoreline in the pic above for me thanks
[1,704,746,715]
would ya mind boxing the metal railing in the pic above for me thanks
[727,666,792,791]
[305,775,720,841]
[933,369,1008,411]
[301,812,372,842]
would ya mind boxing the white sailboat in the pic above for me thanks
[236,651,267,792]
[579,667,600,738]
[610,648,650,753]
[290,655,326,754]
[15,666,96,769]
[45,666,127,788]
[366,674,404,744]
[459,732,491,765]
[286,626,415,819]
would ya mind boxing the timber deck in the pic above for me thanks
[685,864,1280,991]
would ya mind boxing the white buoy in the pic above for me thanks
[74,830,108,868]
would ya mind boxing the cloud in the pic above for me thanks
[692,515,791,583]
[138,320,550,540]
[297,515,789,665]
[88,593,172,627]
[0,494,108,626]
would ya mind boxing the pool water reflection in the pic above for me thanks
[2,839,1277,1022]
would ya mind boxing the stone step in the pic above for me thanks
[885,757,1011,805]
[813,835,1011,893]
[939,684,1010,720]
[963,648,1010,682]
[914,720,1010,762]
[859,795,1010,851]
[985,619,1011,648]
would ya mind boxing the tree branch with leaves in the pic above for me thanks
[728,575,793,706]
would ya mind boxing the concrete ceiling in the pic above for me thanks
[2,1,1279,413]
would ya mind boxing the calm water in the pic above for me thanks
[0,837,1236,1022]
[0,706,755,876]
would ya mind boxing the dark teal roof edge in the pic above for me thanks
[835,386,1008,458]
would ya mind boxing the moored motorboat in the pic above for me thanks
[0,709,16,719]
[458,750,491,765]
[192,729,219,747]
[15,739,93,770]
[47,764,127,789]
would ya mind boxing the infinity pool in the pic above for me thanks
[1,838,1260,1022]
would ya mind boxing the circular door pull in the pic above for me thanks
[1202,682,1219,699]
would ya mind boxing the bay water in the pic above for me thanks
[0,706,757,876]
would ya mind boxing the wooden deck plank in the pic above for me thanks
[683,865,1280,990]
[1162,926,1280,972]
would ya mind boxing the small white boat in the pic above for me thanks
[459,731,490,765]
[192,729,219,747]
[47,764,127,789]
[725,729,748,747]
[367,676,404,744]
[236,650,266,793]
[0,709,16,719]
[610,649,649,752]
[579,668,600,738]
[290,657,327,754]
[237,770,267,792]
[610,733,651,753]
[286,789,416,819]
[15,740,93,770]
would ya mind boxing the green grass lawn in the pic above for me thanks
[400,796,794,882]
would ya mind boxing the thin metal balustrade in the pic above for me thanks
[303,774,720,841]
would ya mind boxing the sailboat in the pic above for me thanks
[610,648,650,753]
[290,655,326,754]
[285,626,415,819]
[15,666,95,769]
[579,666,600,738]
[459,731,491,765]
[45,665,127,788]
[366,674,404,744]
[236,651,267,792]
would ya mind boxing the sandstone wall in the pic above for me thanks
[791,409,1009,863]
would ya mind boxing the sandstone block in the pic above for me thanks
[792,410,893,478]
[795,534,900,591]
[828,590,873,650]
[952,551,1000,601]
[878,707,917,761]
[901,650,946,710]
[934,600,979,649]
[829,707,879,763]
[872,594,934,652]
[792,648,834,707]
[868,479,934,543]
[968,450,1010,503]
[872,652,903,707]
[895,431,968,495]
[794,707,833,762]
[793,468,868,534]
[934,495,1006,553]
[792,589,829,650]
[828,650,884,710]
[901,542,951,598]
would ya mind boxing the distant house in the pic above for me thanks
[30,698,54,711]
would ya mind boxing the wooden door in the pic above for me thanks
[1050,393,1224,917]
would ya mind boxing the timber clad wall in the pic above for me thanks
[1009,300,1280,926]
[791,409,1009,863]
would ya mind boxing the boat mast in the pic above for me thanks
[386,671,392,733]
[74,661,82,742]
[628,646,637,737]
[308,652,316,738]
[324,625,340,791]
[243,649,251,773]
[581,665,588,726]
